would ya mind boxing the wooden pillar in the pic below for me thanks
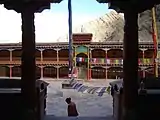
[123,9,138,120]
[4,2,54,120]
[87,47,90,80]
[57,49,59,62]
[105,49,108,79]
[9,65,12,78]
[21,5,36,116]
[40,49,43,62]
[9,49,12,78]
[89,49,92,80]
[57,66,59,79]
[9,49,12,62]
[142,50,146,78]
[74,46,76,67]
[40,49,43,78]
[41,66,43,78]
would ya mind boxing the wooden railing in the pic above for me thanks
[0,57,155,65]
[59,58,69,61]
[12,57,21,60]
[91,58,154,65]
[0,58,10,60]
[43,58,57,61]
[0,57,68,61]
[0,58,69,65]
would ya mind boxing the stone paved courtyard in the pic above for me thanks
[46,80,113,117]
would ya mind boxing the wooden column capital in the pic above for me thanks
[9,65,13,68]
[39,49,44,52]
[9,49,14,52]
[139,48,148,51]
[56,49,60,52]
[40,66,44,68]
[56,66,60,68]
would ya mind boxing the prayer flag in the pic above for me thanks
[90,87,100,94]
[97,87,107,97]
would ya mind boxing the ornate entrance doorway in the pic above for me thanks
[76,53,88,79]
[75,46,89,80]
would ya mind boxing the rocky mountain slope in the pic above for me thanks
[59,5,160,43]
[138,5,160,42]
[73,10,124,42]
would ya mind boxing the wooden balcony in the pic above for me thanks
[0,57,155,66]
[0,57,69,65]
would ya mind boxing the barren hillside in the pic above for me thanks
[59,5,160,43]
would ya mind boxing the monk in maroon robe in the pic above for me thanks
[65,98,79,117]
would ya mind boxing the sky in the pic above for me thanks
[0,0,111,43]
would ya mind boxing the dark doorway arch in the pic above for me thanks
[0,66,9,77]
[0,50,10,61]
[144,49,154,58]
[107,67,123,79]
[59,66,68,78]
[12,66,21,77]
[107,49,123,58]
[91,49,105,58]
[59,49,69,61]
[43,49,57,61]
[12,49,22,61]
[43,66,57,78]
[91,67,106,79]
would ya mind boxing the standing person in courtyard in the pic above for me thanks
[65,97,79,117]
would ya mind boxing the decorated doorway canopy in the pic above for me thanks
[75,46,88,56]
